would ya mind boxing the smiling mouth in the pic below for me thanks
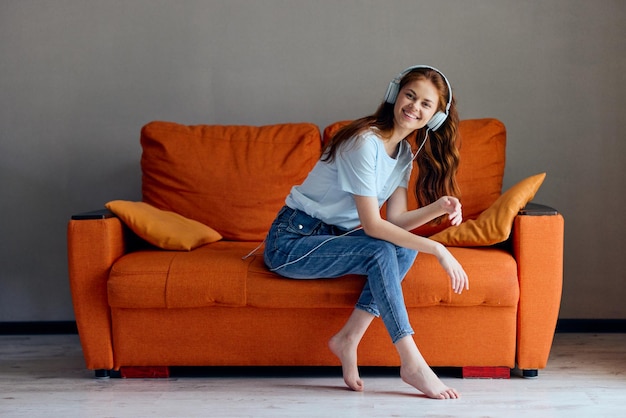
[402,109,418,120]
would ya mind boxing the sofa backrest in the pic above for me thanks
[140,118,506,242]
[323,118,506,236]
[141,121,321,241]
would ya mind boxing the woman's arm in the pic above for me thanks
[353,194,468,294]
[385,187,463,231]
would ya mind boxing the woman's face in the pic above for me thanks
[393,78,440,133]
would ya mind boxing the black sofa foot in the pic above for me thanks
[94,369,122,378]
[522,369,539,378]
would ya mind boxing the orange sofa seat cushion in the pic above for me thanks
[323,118,506,236]
[140,121,322,242]
[107,244,518,311]
[108,242,255,309]
[402,247,519,308]
[246,247,518,309]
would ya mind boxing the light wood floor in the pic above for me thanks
[0,333,624,417]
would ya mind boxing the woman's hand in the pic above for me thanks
[434,244,469,294]
[438,196,463,226]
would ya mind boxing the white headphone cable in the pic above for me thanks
[268,226,363,272]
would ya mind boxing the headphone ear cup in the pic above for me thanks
[427,111,447,131]
[384,81,400,104]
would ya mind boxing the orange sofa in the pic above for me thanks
[67,118,564,379]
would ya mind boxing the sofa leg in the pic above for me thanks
[461,366,510,379]
[522,369,539,378]
[120,366,170,378]
[94,369,110,379]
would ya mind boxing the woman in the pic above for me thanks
[264,66,469,399]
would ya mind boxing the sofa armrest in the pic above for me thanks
[71,208,116,220]
[518,202,558,216]
[67,210,129,371]
[512,204,564,371]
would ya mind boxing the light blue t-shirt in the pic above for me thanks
[285,129,413,230]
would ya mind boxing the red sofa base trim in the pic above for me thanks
[120,366,170,378]
[462,366,510,379]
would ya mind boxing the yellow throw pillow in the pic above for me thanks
[105,200,222,251]
[429,173,546,247]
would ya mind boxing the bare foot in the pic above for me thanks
[400,364,460,399]
[328,334,364,391]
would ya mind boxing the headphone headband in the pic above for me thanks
[384,65,452,131]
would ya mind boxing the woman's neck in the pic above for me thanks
[379,127,412,158]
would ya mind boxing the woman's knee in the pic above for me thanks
[396,246,418,265]
[365,242,404,278]
[396,245,417,257]
[372,241,399,262]
[395,246,417,281]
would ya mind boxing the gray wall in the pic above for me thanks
[1,0,624,321]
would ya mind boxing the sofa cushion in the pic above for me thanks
[108,244,518,311]
[140,121,322,242]
[430,173,546,246]
[323,118,506,236]
[402,247,519,308]
[246,246,518,309]
[246,257,368,308]
[108,242,256,309]
[451,119,507,219]
[105,200,222,251]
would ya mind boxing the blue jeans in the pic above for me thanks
[264,206,418,343]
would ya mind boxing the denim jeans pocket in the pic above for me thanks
[286,209,323,236]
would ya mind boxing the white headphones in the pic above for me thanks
[384,65,452,131]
